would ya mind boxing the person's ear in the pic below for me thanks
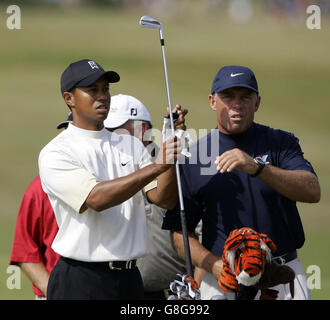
[141,121,147,135]
[209,94,217,111]
[63,91,75,109]
[255,95,261,112]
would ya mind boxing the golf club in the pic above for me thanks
[139,16,193,277]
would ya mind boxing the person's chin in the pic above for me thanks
[228,123,248,135]
[95,111,109,122]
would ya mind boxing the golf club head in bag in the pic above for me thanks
[168,274,201,300]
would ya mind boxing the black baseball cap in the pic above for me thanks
[60,59,120,94]
[211,65,258,94]
[56,112,73,129]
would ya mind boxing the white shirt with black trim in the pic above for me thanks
[39,123,154,262]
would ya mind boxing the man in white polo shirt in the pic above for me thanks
[38,59,184,300]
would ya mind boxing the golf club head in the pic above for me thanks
[139,16,162,29]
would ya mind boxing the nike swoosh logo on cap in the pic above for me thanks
[230,72,244,77]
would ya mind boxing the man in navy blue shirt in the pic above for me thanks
[162,65,321,300]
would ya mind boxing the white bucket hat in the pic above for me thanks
[104,94,151,129]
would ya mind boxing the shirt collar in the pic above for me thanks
[67,123,108,139]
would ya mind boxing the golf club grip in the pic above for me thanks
[180,209,194,277]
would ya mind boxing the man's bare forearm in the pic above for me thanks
[215,148,321,204]
[258,166,321,203]
[172,231,223,279]
[83,135,181,213]
[147,165,178,209]
[18,262,50,296]
[83,163,169,212]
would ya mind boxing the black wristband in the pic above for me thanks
[250,158,266,177]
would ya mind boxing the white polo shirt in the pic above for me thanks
[38,123,154,262]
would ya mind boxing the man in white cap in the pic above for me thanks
[104,94,153,142]
[104,94,188,299]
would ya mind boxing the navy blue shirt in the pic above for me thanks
[162,123,316,256]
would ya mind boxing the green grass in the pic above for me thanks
[0,3,329,299]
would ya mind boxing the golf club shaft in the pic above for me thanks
[159,32,175,137]
[159,30,194,277]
